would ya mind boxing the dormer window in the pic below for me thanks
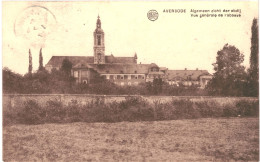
[135,70,137,73]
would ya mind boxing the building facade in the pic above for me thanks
[45,16,212,88]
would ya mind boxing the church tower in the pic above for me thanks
[93,15,105,64]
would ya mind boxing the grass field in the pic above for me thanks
[3,118,259,161]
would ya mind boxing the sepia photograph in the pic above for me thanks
[2,1,259,161]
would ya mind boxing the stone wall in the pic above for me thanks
[3,94,258,109]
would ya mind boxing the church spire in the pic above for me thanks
[94,15,105,64]
[96,15,101,29]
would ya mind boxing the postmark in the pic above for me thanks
[14,5,57,47]
[147,10,159,21]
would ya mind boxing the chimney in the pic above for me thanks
[185,68,187,70]
[140,62,141,64]
[196,68,198,70]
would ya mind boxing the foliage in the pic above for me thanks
[4,98,258,125]
[207,44,247,96]
[247,18,259,97]
[4,65,210,95]
[38,48,44,71]
[17,100,44,124]
[250,18,259,74]
[28,49,32,75]
[61,58,72,76]
[3,67,24,94]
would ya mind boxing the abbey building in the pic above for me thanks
[46,16,212,88]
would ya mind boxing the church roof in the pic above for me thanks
[46,55,136,68]
[166,70,211,81]
[46,56,94,68]
[76,63,151,74]
[105,55,136,64]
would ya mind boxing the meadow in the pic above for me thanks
[3,118,259,161]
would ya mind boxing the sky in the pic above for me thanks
[2,1,258,74]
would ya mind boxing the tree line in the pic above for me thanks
[207,18,258,97]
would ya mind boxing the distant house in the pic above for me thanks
[45,16,212,88]
[166,69,212,88]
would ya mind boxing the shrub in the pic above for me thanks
[222,104,238,117]
[17,100,44,124]
[236,100,259,117]
[4,97,259,125]
[45,99,66,123]
[66,100,83,122]
[195,101,223,118]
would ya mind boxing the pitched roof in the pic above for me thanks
[159,67,168,70]
[77,63,151,74]
[105,55,136,64]
[167,70,211,81]
[46,55,137,68]
[46,56,94,68]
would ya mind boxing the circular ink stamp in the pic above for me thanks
[14,5,57,47]
[147,10,159,21]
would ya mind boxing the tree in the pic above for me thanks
[247,18,259,96]
[61,58,73,76]
[208,44,246,96]
[38,48,44,71]
[28,49,32,75]
[3,67,23,93]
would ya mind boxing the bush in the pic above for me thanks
[45,99,66,123]
[17,100,44,124]
[195,101,223,118]
[3,98,259,125]
[236,100,259,117]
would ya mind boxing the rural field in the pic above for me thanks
[3,117,259,161]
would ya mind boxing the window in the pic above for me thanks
[135,75,138,79]
[151,67,159,72]
[117,75,121,79]
[124,75,128,80]
[138,75,142,79]
[97,35,101,45]
[110,75,114,80]
[106,75,109,79]
[98,53,102,62]
[131,75,135,79]
[74,71,78,78]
